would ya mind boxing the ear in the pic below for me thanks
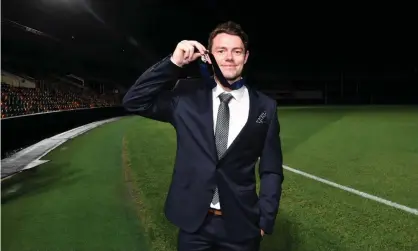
[244,50,249,64]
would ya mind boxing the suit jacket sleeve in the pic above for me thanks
[258,101,284,234]
[122,54,182,124]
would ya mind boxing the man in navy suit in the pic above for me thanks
[122,21,284,251]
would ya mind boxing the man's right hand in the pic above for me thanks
[170,40,207,68]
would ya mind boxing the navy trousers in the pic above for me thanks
[177,213,262,251]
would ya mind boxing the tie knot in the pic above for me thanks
[219,93,233,103]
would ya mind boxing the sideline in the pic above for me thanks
[1,117,122,180]
[283,165,418,216]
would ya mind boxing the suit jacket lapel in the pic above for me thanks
[200,85,218,163]
[218,85,261,162]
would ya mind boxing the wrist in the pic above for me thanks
[170,56,184,68]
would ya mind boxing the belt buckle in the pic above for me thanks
[209,208,222,216]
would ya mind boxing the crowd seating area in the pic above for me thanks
[1,82,119,118]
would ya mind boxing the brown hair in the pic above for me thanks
[207,21,249,52]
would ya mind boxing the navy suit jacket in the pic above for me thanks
[122,54,284,242]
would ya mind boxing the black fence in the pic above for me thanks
[1,106,128,159]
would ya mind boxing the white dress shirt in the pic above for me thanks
[210,83,250,210]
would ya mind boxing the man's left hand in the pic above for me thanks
[260,229,265,237]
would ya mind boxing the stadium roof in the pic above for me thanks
[2,0,416,88]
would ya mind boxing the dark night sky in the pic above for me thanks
[1,0,417,89]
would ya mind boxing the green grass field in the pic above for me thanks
[2,106,418,251]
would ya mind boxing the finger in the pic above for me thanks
[191,52,203,61]
[188,41,207,55]
[205,54,212,64]
[181,43,191,60]
[186,44,195,60]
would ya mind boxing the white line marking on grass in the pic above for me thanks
[283,165,418,216]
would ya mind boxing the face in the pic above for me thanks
[210,33,249,83]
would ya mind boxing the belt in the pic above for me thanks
[208,208,222,216]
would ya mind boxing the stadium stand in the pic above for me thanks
[1,71,120,118]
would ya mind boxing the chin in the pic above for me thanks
[225,75,240,82]
[222,72,236,78]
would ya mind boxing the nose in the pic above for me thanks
[225,51,233,60]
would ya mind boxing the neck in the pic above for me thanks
[214,76,242,92]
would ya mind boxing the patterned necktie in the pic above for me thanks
[211,93,233,206]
